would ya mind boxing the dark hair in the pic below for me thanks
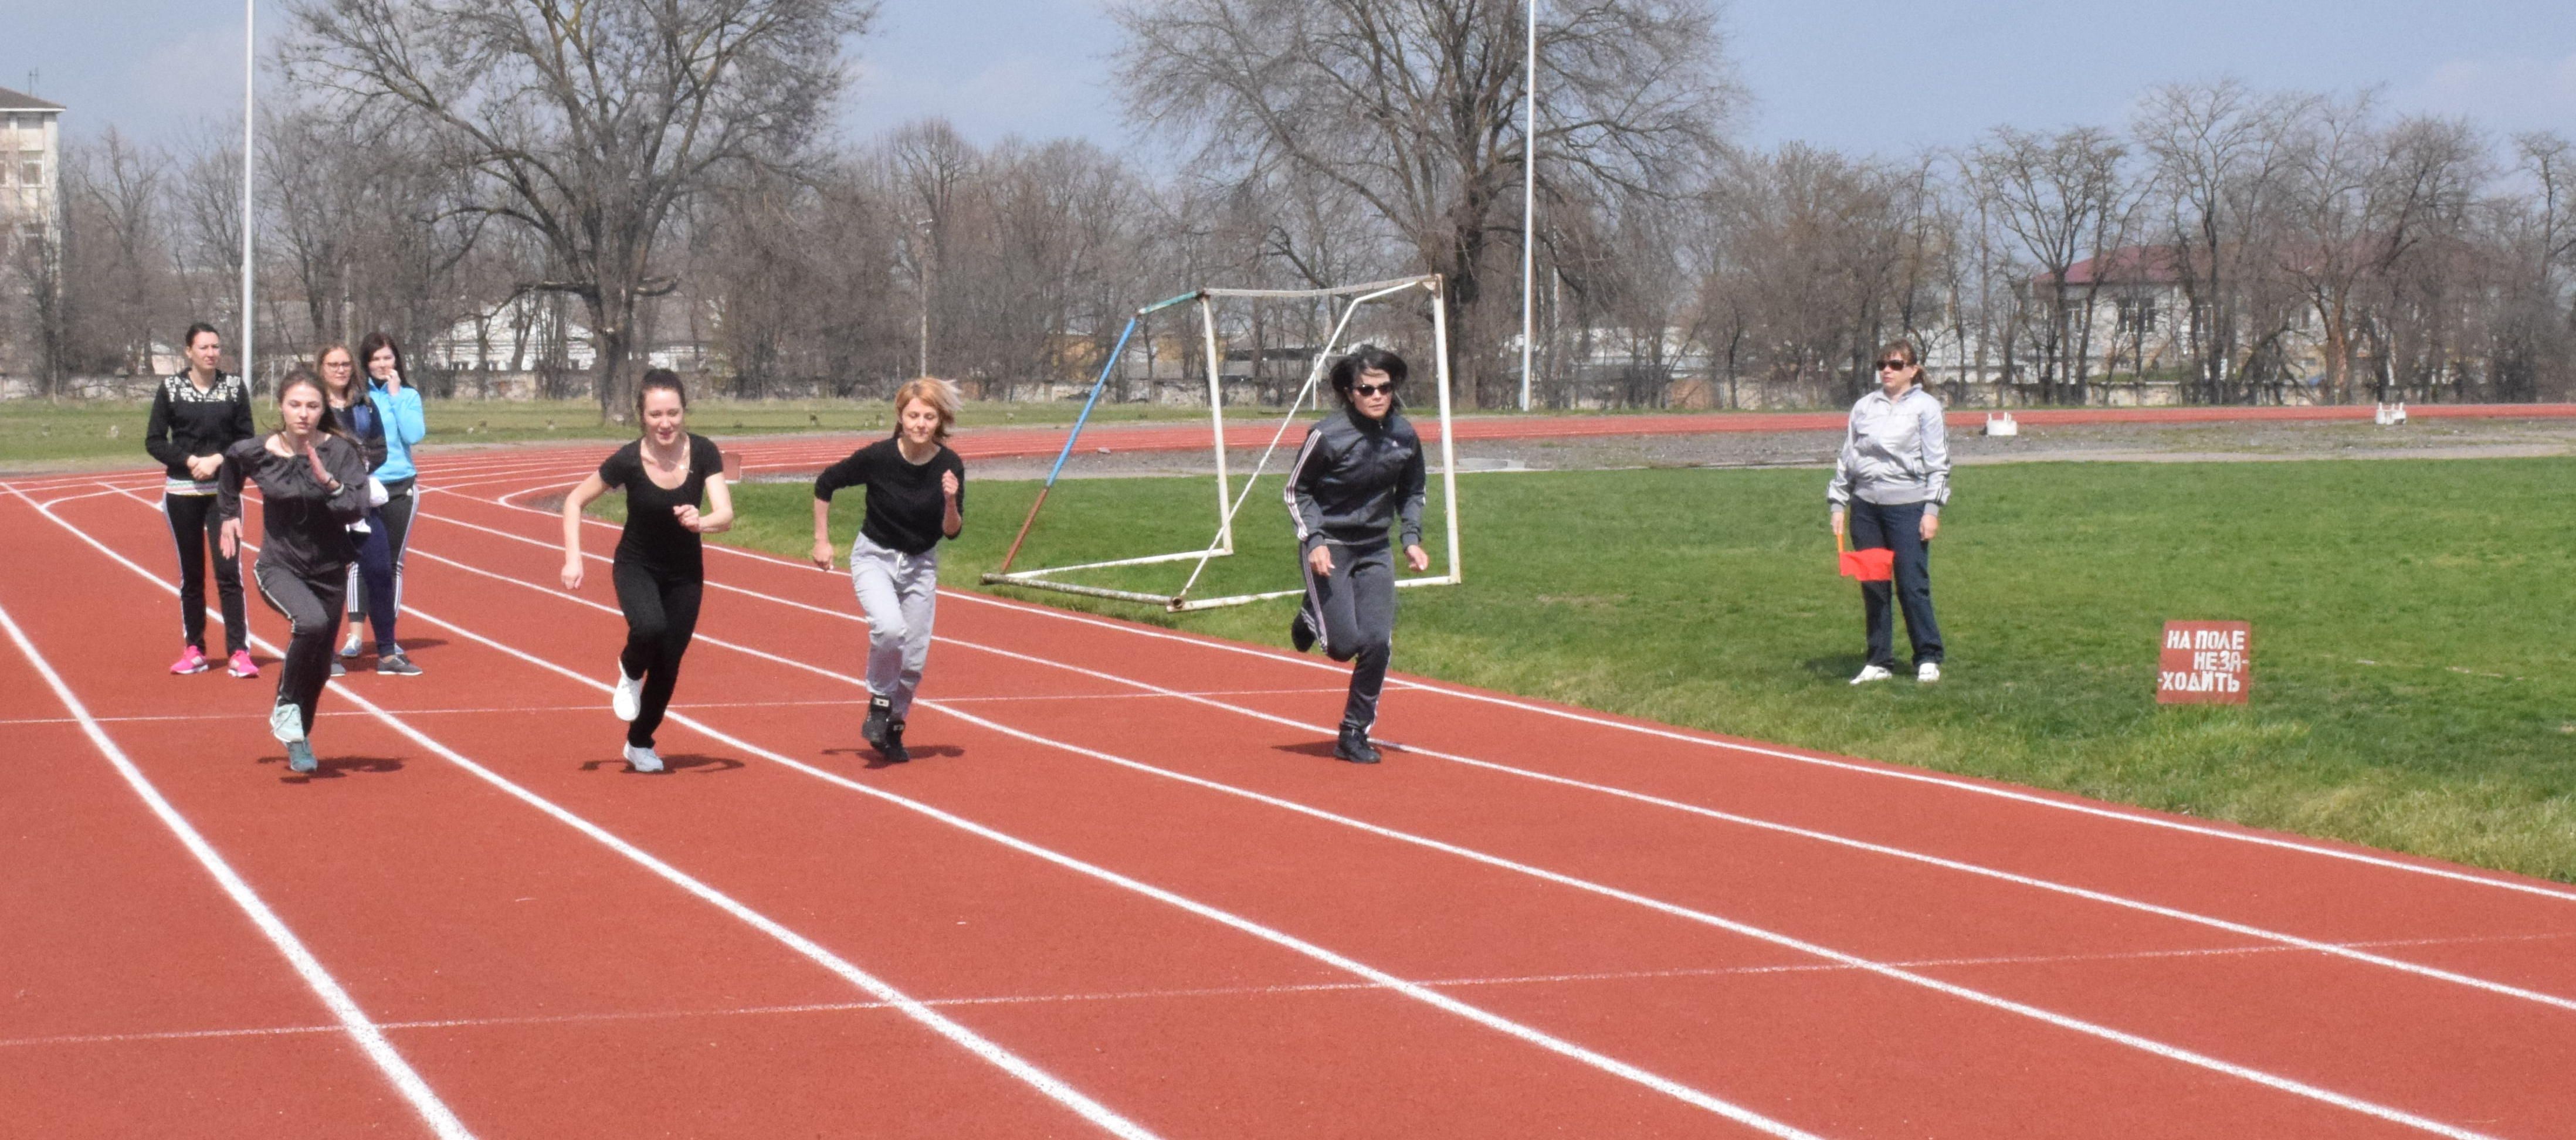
[1326,345,1409,404]
[274,367,354,442]
[356,331,405,382]
[184,322,221,349]
[635,368,687,426]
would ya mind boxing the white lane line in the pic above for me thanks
[943,584,2576,905]
[26,492,1164,1140]
[393,535,2496,1140]
[0,689,1348,727]
[0,598,476,1140]
[348,575,1828,1137]
[18,928,2570,1053]
[411,493,2576,1015]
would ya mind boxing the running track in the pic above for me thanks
[5,409,2573,1136]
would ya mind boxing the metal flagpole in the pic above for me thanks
[1517,0,1536,411]
[240,0,257,388]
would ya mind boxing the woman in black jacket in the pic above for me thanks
[1283,345,1429,765]
[145,323,257,678]
[218,369,372,774]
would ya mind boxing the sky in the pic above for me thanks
[7,0,2572,158]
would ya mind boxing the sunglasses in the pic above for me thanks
[1351,382,1398,396]
[1877,359,1912,372]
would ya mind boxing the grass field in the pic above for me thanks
[656,458,2576,884]
[0,396,1234,469]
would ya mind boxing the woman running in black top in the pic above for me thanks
[558,370,733,773]
[217,369,372,774]
[147,322,257,678]
[1284,345,1429,765]
[809,378,965,764]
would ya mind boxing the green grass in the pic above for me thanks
[663,459,2576,883]
[0,396,1240,471]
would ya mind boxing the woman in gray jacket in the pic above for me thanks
[1828,340,1949,685]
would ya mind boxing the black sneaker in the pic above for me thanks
[375,653,423,677]
[1334,726,1380,765]
[862,696,893,749]
[880,720,911,764]
[1290,612,1316,654]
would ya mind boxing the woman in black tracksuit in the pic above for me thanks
[218,369,372,774]
[558,370,733,773]
[146,322,257,678]
[1283,345,1429,765]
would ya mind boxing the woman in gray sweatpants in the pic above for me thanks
[811,378,966,764]
[1284,345,1430,765]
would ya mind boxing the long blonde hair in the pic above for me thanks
[894,376,962,442]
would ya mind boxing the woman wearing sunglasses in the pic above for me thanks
[1828,340,1950,685]
[1283,345,1430,764]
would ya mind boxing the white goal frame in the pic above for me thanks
[982,274,1463,612]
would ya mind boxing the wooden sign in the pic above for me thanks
[2158,621,2250,704]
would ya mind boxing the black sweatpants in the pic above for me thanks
[166,492,248,656]
[614,561,703,749]
[1298,540,1396,732]
[253,561,346,737]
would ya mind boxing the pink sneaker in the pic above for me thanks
[170,647,210,675]
[226,650,259,678]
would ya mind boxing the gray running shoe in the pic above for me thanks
[375,653,423,677]
[286,740,318,773]
[269,702,306,744]
[623,743,665,773]
[330,660,347,678]
[338,629,364,658]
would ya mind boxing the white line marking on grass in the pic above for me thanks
[354,562,1829,1138]
[0,598,476,1140]
[415,488,2576,1016]
[28,492,1164,1140]
[392,534,2499,1139]
[19,928,2570,1053]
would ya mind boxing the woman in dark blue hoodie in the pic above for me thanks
[1282,345,1429,765]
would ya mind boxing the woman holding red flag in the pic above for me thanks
[1828,340,1949,686]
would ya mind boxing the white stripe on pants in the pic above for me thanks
[849,532,939,719]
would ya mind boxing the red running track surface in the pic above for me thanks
[4,418,2574,1137]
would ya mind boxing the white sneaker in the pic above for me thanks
[269,702,306,744]
[623,744,665,773]
[1918,662,1941,683]
[611,660,641,722]
[338,630,364,659]
[1849,665,1894,686]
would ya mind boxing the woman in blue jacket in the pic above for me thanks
[337,332,427,669]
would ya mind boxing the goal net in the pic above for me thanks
[982,274,1462,612]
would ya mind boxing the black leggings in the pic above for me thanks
[166,492,248,656]
[253,561,346,737]
[613,561,702,749]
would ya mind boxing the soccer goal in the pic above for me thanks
[982,274,1463,612]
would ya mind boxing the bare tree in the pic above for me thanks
[286,0,874,418]
[1974,125,2134,404]
[1114,0,1738,406]
[2134,80,2313,403]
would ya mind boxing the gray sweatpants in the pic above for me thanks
[1299,540,1395,732]
[849,532,939,718]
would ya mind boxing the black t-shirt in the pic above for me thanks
[812,436,965,555]
[219,434,372,575]
[598,435,724,579]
